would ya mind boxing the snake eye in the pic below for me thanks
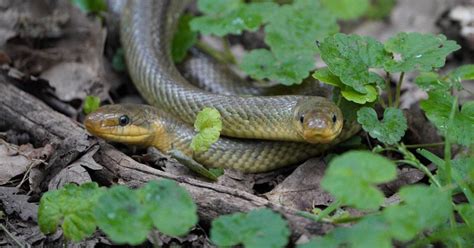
[332,114,337,124]
[299,115,305,124]
[118,115,130,126]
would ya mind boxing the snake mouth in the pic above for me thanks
[303,128,343,144]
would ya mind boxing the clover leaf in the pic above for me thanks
[357,107,407,145]
[321,151,397,210]
[384,33,460,73]
[321,0,369,20]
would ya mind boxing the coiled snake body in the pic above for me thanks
[84,0,360,172]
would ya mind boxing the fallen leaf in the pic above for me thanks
[265,158,334,210]
[0,187,38,221]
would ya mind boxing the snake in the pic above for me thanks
[84,0,361,172]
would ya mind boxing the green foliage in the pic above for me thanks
[240,49,314,85]
[321,151,397,210]
[38,182,104,241]
[83,96,101,114]
[94,186,152,245]
[420,91,474,146]
[172,14,198,63]
[313,68,378,104]
[383,185,452,241]
[111,48,125,72]
[190,0,276,36]
[383,33,461,73]
[365,0,396,19]
[39,180,197,245]
[70,0,107,14]
[319,34,389,94]
[357,107,408,145]
[191,107,223,152]
[211,208,290,248]
[321,0,369,20]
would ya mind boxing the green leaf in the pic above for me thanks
[313,68,378,104]
[172,14,198,63]
[94,186,152,245]
[38,182,104,241]
[452,156,474,193]
[319,34,390,93]
[357,107,407,145]
[191,107,222,152]
[298,236,341,248]
[447,64,474,82]
[414,71,447,91]
[383,185,452,241]
[457,204,474,228]
[190,0,277,36]
[139,180,198,236]
[240,49,314,85]
[112,48,125,72]
[265,0,339,58]
[71,0,107,14]
[321,0,369,20]
[341,85,378,104]
[365,0,396,20]
[384,33,461,73]
[321,151,397,210]
[211,208,290,248]
[83,96,101,114]
[420,91,474,146]
[340,216,392,248]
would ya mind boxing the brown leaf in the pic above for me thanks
[265,158,334,211]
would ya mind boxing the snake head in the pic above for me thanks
[84,104,157,146]
[294,98,343,144]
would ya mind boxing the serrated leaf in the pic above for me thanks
[240,49,314,85]
[265,0,338,58]
[357,107,407,145]
[319,34,390,93]
[210,208,290,248]
[38,182,104,241]
[384,33,460,73]
[321,0,369,20]
[172,14,197,63]
[383,185,452,241]
[420,91,474,146]
[191,107,222,152]
[415,71,447,91]
[94,186,152,245]
[321,151,397,210]
[139,180,197,236]
[83,96,101,114]
[191,0,276,36]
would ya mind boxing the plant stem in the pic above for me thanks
[195,40,232,65]
[221,37,237,65]
[314,201,341,222]
[394,72,405,107]
[385,72,393,107]
[404,142,445,148]
[395,159,441,188]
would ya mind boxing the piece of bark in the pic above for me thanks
[0,77,334,241]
